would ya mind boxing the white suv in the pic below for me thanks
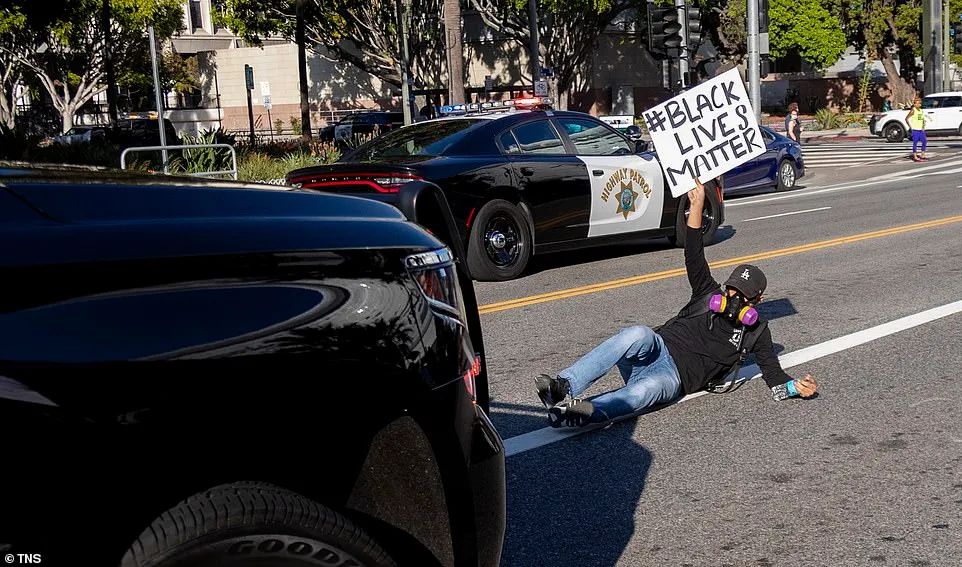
[870,92,962,142]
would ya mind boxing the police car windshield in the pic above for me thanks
[349,119,484,161]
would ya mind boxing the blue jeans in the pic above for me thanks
[558,326,682,423]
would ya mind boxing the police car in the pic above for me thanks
[288,97,724,281]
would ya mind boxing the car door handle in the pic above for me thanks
[520,166,535,176]
[592,169,604,176]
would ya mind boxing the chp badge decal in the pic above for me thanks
[601,168,652,220]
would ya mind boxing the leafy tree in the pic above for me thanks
[214,0,446,89]
[0,7,32,130]
[468,0,645,109]
[825,0,922,105]
[712,0,846,71]
[0,0,183,133]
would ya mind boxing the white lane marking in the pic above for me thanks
[726,159,962,208]
[503,299,962,457]
[742,207,832,222]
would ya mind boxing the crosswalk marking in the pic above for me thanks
[802,141,956,168]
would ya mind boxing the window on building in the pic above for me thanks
[189,0,204,31]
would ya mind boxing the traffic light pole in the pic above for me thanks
[944,0,950,92]
[675,0,688,90]
[746,0,762,120]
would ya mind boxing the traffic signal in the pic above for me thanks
[760,56,771,79]
[686,4,702,47]
[953,22,962,55]
[647,3,682,60]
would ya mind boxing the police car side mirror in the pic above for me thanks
[634,139,650,153]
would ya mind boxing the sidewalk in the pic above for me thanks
[800,126,873,143]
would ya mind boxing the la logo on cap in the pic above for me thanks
[741,269,750,280]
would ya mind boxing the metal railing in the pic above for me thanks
[120,143,238,180]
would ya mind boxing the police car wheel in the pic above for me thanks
[467,199,531,281]
[668,188,720,248]
[884,123,905,143]
[121,482,397,567]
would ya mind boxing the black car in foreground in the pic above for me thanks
[288,99,724,281]
[0,164,504,567]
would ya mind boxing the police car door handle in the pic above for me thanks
[520,166,535,176]
[592,169,604,176]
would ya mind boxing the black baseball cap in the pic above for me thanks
[724,264,767,299]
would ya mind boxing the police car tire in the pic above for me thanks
[667,187,720,248]
[121,482,397,567]
[883,123,905,143]
[467,199,532,281]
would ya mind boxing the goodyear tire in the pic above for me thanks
[667,184,720,248]
[121,482,397,567]
[467,199,532,281]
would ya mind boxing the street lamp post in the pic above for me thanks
[147,25,168,173]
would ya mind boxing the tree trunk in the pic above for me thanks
[880,52,915,107]
[443,0,465,104]
[296,0,312,142]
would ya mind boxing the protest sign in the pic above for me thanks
[642,68,764,197]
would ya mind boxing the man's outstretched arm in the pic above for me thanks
[683,179,719,298]
[753,327,818,400]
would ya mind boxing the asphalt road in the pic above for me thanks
[477,139,962,566]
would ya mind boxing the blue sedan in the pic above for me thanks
[722,126,804,195]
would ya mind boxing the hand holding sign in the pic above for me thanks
[643,69,765,197]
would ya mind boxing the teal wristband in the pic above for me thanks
[786,380,799,397]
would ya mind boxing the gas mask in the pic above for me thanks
[709,292,759,326]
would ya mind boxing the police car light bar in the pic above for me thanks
[439,96,553,116]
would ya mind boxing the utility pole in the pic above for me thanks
[148,25,168,173]
[675,0,688,89]
[923,0,943,94]
[444,0,465,104]
[397,0,413,125]
[746,0,761,120]
[529,0,540,82]
[102,0,118,127]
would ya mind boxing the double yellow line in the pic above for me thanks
[478,214,962,315]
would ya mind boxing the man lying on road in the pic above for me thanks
[536,178,818,427]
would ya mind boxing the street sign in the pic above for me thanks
[263,95,272,110]
[260,81,271,97]
[244,65,254,91]
[534,79,549,97]
[484,75,493,93]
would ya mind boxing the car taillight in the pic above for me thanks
[405,248,467,322]
[289,172,422,193]
[463,354,482,403]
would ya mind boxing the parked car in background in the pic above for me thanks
[110,115,181,147]
[869,92,962,142]
[0,163,504,567]
[52,125,108,145]
[722,125,804,195]
[319,111,405,145]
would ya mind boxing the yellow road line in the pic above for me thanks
[478,214,962,315]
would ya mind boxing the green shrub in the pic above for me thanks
[237,151,288,182]
[170,129,236,177]
[289,116,301,136]
[814,108,839,130]
[274,118,285,134]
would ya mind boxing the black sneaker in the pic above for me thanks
[535,374,570,408]
[548,399,595,428]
